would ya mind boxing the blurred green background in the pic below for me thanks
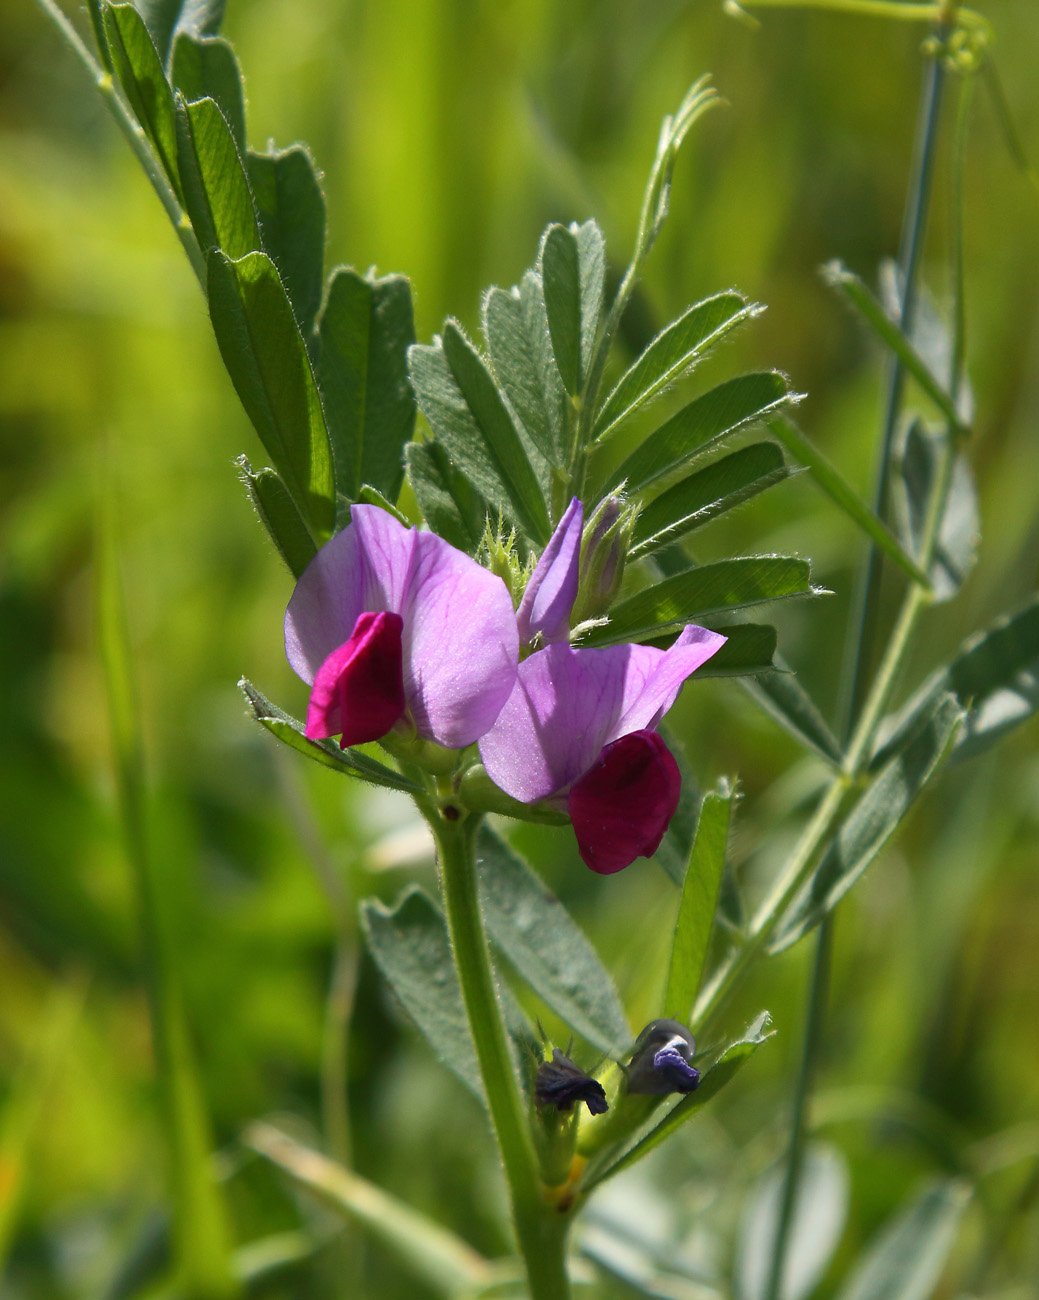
[1,0,1038,1296]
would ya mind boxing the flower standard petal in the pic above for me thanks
[567,729,681,874]
[400,529,520,748]
[285,504,416,684]
[286,505,518,750]
[305,611,406,746]
[516,497,583,645]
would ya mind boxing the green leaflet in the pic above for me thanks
[600,370,793,496]
[131,0,227,66]
[170,32,245,148]
[175,94,260,259]
[742,661,845,767]
[247,146,327,334]
[640,623,780,680]
[316,268,417,504]
[834,1179,971,1300]
[630,442,792,557]
[360,886,529,1105]
[585,555,819,645]
[239,679,423,794]
[236,456,317,579]
[477,828,629,1054]
[822,261,968,434]
[663,783,736,1023]
[207,249,335,539]
[594,292,760,440]
[104,4,182,195]
[405,440,488,555]
[695,623,779,678]
[738,1145,850,1300]
[540,220,605,398]
[409,325,550,544]
[897,420,979,603]
[770,415,931,589]
[874,596,1039,767]
[483,273,568,468]
[582,1012,774,1192]
[771,695,964,953]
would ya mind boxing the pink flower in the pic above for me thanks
[478,625,726,873]
[285,506,519,749]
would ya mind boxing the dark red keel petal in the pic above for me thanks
[567,729,681,875]
[305,611,406,747]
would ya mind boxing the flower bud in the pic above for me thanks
[571,494,637,625]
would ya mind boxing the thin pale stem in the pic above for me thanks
[432,809,572,1300]
[842,41,947,731]
[763,921,833,1300]
[697,35,960,1038]
[33,0,207,287]
[763,43,951,1296]
[571,82,719,492]
[731,0,989,37]
[321,944,358,1167]
[275,752,357,1167]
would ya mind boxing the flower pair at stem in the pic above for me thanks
[284,499,726,873]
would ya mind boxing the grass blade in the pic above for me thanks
[96,494,236,1299]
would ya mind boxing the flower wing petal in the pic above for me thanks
[613,624,727,737]
[478,643,632,802]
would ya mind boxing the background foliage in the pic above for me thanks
[1,1,1038,1296]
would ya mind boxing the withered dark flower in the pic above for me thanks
[626,1018,700,1096]
[535,1048,608,1115]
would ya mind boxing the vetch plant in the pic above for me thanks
[30,0,1039,1297]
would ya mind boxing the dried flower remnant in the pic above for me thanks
[535,1048,609,1115]
[285,505,519,749]
[626,1019,700,1096]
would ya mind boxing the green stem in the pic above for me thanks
[432,809,572,1300]
[842,40,947,730]
[97,493,235,1298]
[696,35,959,1037]
[763,922,833,1300]
[763,45,951,1296]
[731,0,989,37]
[33,0,207,288]
[570,80,719,493]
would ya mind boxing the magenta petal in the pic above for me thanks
[568,730,681,874]
[305,611,406,746]
[516,497,583,645]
